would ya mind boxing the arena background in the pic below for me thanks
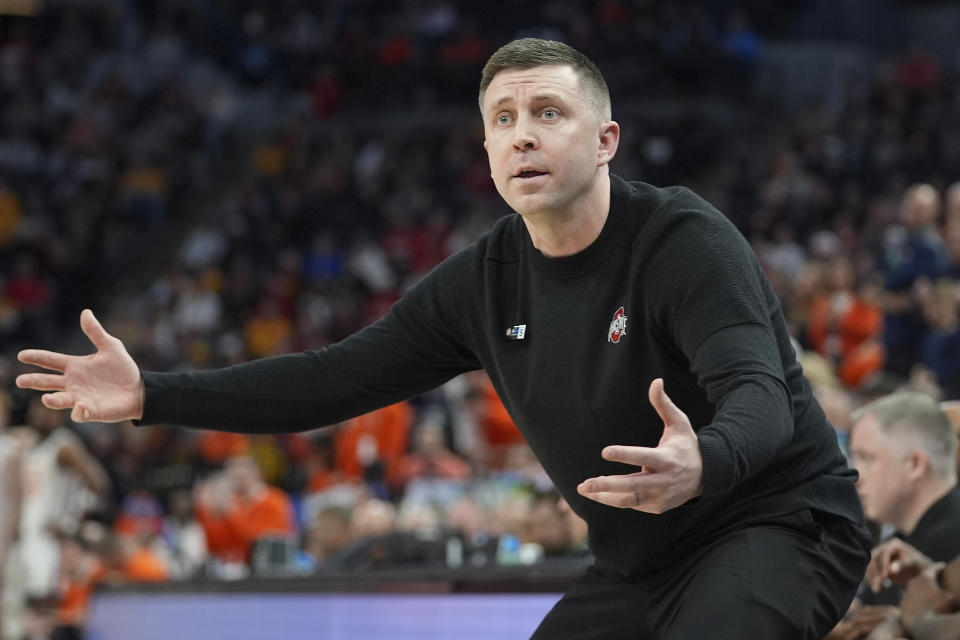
[1,0,959,638]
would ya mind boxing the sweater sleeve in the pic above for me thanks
[139,247,483,433]
[688,324,793,496]
[645,195,794,496]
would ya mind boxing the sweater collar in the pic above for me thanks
[525,173,632,280]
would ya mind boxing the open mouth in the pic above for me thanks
[515,170,548,179]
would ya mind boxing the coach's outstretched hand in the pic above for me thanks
[16,309,144,423]
[577,378,703,514]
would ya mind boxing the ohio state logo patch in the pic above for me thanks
[608,306,627,343]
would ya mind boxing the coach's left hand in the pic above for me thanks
[577,378,703,514]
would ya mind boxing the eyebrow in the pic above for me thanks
[488,93,567,111]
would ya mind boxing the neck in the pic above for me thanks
[520,173,611,258]
[899,480,955,535]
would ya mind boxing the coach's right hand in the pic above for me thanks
[16,309,144,423]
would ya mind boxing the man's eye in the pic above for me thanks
[542,109,558,119]
[497,114,512,125]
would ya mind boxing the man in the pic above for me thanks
[195,455,295,566]
[851,393,960,565]
[880,184,949,377]
[16,39,870,638]
[829,392,960,639]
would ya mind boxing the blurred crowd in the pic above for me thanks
[1,0,960,638]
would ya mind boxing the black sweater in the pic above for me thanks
[141,174,863,576]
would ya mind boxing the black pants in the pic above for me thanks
[531,510,872,640]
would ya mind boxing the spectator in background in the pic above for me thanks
[807,255,883,385]
[348,498,398,542]
[462,371,525,469]
[830,392,960,639]
[55,527,107,640]
[115,536,169,584]
[323,497,401,570]
[492,491,534,548]
[918,279,960,399]
[334,401,413,497]
[302,433,346,494]
[443,496,491,548]
[159,487,207,580]
[523,491,575,559]
[194,455,295,571]
[302,506,352,568]
[853,393,960,563]
[388,412,471,492]
[97,528,167,584]
[940,185,960,290]
[783,259,826,345]
[880,184,949,377]
[112,491,171,583]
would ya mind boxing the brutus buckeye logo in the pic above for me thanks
[608,306,627,343]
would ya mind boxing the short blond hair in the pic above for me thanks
[479,38,611,120]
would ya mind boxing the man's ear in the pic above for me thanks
[597,120,620,166]
[907,451,929,480]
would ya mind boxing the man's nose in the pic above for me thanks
[512,115,538,151]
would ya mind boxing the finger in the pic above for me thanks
[648,378,685,427]
[577,489,642,510]
[40,392,75,411]
[80,309,115,351]
[868,549,894,591]
[579,473,655,494]
[867,562,886,592]
[71,402,93,423]
[602,445,666,468]
[14,373,68,392]
[17,349,70,373]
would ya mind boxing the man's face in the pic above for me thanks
[226,457,259,496]
[850,414,913,526]
[482,65,615,217]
